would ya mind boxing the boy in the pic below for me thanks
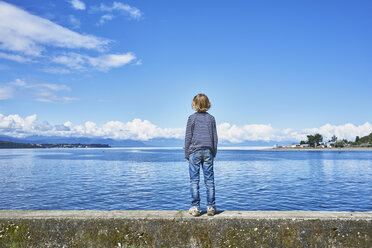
[185,93,218,217]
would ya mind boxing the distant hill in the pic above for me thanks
[355,132,372,146]
[0,134,297,148]
[143,138,183,147]
[219,140,298,147]
[0,140,110,149]
[0,135,146,147]
[0,140,39,149]
[0,135,183,147]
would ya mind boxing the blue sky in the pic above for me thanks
[0,0,371,142]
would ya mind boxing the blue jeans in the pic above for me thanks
[189,148,215,208]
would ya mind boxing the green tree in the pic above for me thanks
[314,133,323,146]
[335,140,345,148]
[331,135,337,142]
[307,135,316,147]
[355,136,360,142]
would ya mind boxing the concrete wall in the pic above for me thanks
[0,210,371,247]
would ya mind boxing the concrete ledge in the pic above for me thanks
[0,211,371,247]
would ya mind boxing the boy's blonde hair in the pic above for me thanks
[192,93,211,112]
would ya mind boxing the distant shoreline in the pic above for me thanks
[0,140,110,149]
[263,147,372,151]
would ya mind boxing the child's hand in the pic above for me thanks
[187,159,189,163]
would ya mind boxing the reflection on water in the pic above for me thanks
[0,148,371,211]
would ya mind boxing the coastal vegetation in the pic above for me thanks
[300,134,323,147]
[0,140,110,149]
[352,132,372,147]
[281,132,372,149]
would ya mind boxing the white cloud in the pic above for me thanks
[9,78,26,86]
[217,123,308,143]
[0,1,138,72]
[303,122,372,142]
[69,15,81,29]
[0,86,13,100]
[0,113,371,143]
[218,123,279,143]
[53,52,136,71]
[0,52,31,63]
[0,114,184,139]
[1,78,76,103]
[217,122,372,143]
[0,1,108,56]
[98,14,114,25]
[134,59,142,66]
[38,83,70,91]
[96,2,142,24]
[34,95,77,103]
[26,83,75,103]
[0,114,37,131]
[9,79,70,91]
[88,52,136,70]
[52,53,86,70]
[41,67,71,74]
[69,0,86,10]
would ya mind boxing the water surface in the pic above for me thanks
[0,148,371,211]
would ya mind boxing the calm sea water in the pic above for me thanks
[0,148,371,211]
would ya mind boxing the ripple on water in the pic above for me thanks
[0,149,371,211]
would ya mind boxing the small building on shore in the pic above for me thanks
[325,142,334,148]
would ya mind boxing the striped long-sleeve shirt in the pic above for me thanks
[184,112,218,160]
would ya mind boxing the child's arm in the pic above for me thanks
[184,116,193,160]
[212,117,218,158]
